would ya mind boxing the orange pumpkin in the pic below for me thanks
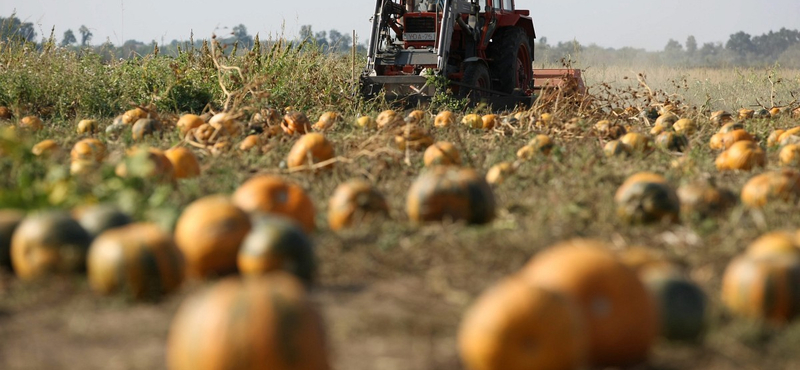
[434,111,455,127]
[164,147,201,179]
[708,133,724,150]
[423,141,462,167]
[715,140,766,171]
[233,175,316,233]
[71,138,106,163]
[167,273,330,370]
[19,116,43,131]
[527,134,554,155]
[481,114,498,130]
[768,129,787,147]
[620,132,651,152]
[673,118,697,136]
[77,119,98,134]
[282,110,312,135]
[87,223,184,300]
[122,107,149,125]
[286,133,335,170]
[10,211,92,281]
[458,277,588,370]
[31,139,62,157]
[376,110,403,129]
[209,112,244,137]
[614,172,680,224]
[485,162,515,185]
[174,195,252,278]
[176,114,205,136]
[193,123,216,143]
[406,166,495,224]
[770,107,782,118]
[519,239,658,367]
[718,129,753,150]
[394,124,434,151]
[738,108,755,120]
[407,110,426,123]
[718,121,744,134]
[779,144,800,167]
[312,111,342,131]
[327,180,389,231]
[115,147,175,182]
[595,120,626,140]
[741,169,800,208]
[722,252,800,324]
[239,135,261,151]
[676,181,736,218]
[746,231,800,258]
[603,140,631,157]
[237,214,316,283]
[0,210,24,271]
[650,113,678,135]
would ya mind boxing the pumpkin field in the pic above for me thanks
[3,36,800,370]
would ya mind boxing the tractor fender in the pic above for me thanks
[496,14,535,39]
[462,57,489,70]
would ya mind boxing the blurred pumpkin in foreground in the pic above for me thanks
[238,214,316,284]
[11,211,92,281]
[233,175,316,233]
[740,169,800,208]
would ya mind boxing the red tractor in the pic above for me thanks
[360,0,584,106]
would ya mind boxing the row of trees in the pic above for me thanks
[3,13,799,68]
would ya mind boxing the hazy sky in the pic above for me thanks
[2,1,799,51]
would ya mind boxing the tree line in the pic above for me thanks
[2,13,799,68]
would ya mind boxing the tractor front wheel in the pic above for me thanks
[488,27,533,94]
[461,62,492,102]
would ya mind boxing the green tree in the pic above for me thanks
[79,25,93,46]
[686,35,697,56]
[664,39,683,53]
[232,24,253,48]
[61,29,76,46]
[0,14,37,43]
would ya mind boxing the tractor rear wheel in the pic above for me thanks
[461,62,492,102]
[488,27,533,94]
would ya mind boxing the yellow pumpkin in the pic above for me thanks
[673,118,697,136]
[19,116,43,131]
[376,110,403,129]
[603,140,632,157]
[407,110,426,123]
[768,129,786,148]
[485,162,515,185]
[738,108,755,120]
[77,119,98,134]
[718,121,744,134]
[461,113,483,129]
[394,124,434,151]
[481,114,498,130]
[718,129,753,150]
[31,139,62,157]
[312,111,342,131]
[122,108,149,125]
[355,115,377,129]
[620,132,651,153]
[209,112,244,137]
[779,144,800,167]
[710,110,733,125]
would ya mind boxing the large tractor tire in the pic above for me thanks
[488,27,533,94]
[460,62,492,102]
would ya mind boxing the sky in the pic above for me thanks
[2,0,799,51]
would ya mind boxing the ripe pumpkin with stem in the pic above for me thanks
[164,147,201,179]
[11,211,93,281]
[740,169,800,208]
[327,180,390,231]
[461,114,483,129]
[286,133,335,171]
[166,272,330,370]
[615,172,680,224]
[434,111,455,127]
[233,175,316,233]
[458,277,588,370]
[174,195,252,279]
[519,239,659,367]
[406,166,495,224]
[237,214,316,284]
[376,109,403,129]
[87,223,184,300]
[423,141,462,167]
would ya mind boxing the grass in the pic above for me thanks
[1,37,800,369]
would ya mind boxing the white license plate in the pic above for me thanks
[405,33,435,41]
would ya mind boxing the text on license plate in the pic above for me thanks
[405,33,435,41]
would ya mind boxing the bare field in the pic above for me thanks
[2,54,800,369]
